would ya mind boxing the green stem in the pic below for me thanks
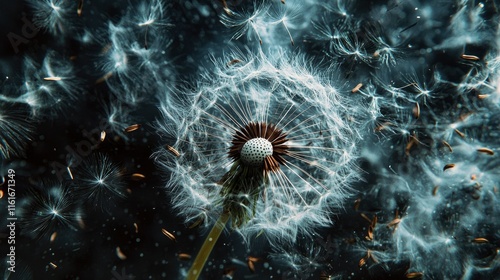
[186,211,230,280]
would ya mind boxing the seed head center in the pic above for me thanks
[240,137,273,167]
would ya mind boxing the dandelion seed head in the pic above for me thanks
[156,48,368,245]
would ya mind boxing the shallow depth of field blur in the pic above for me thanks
[0,1,499,279]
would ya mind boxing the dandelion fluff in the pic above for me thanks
[156,48,368,246]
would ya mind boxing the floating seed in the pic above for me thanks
[354,198,361,211]
[454,129,465,138]
[406,272,423,279]
[413,102,420,119]
[472,237,489,243]
[351,83,363,93]
[178,253,192,260]
[358,256,366,267]
[44,77,62,81]
[443,163,455,171]
[461,54,480,61]
[133,223,138,233]
[360,213,371,223]
[375,122,392,132]
[387,218,401,228]
[442,140,453,152]
[124,124,140,133]
[100,131,106,142]
[116,247,127,260]
[247,256,259,273]
[166,145,180,157]
[50,232,57,242]
[432,186,439,196]
[477,148,494,155]
[49,262,57,269]
[161,228,176,241]
[478,94,489,99]
[131,173,146,181]
[77,0,84,16]
[0,190,3,199]
[95,72,113,84]
[67,167,73,180]
[227,59,242,66]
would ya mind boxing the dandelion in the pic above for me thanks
[0,104,32,159]
[156,48,368,278]
[72,153,126,210]
[19,183,81,238]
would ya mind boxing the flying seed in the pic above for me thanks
[406,272,423,279]
[375,122,392,132]
[96,72,113,84]
[178,253,192,260]
[124,124,140,133]
[221,0,232,16]
[471,174,477,180]
[281,0,285,4]
[0,190,3,199]
[77,0,84,16]
[188,217,204,229]
[477,148,494,155]
[133,223,138,233]
[247,256,259,272]
[49,262,57,269]
[387,218,401,228]
[405,134,418,156]
[413,102,420,119]
[454,129,465,138]
[443,163,455,171]
[161,228,176,241]
[358,256,367,267]
[354,198,361,211]
[166,145,180,157]
[432,186,439,196]
[472,237,489,243]
[227,59,242,66]
[131,173,146,181]
[461,54,480,61]
[366,226,373,241]
[367,250,378,263]
[50,232,57,242]
[100,131,106,142]
[116,247,127,260]
[478,94,489,99]
[442,140,453,152]
[360,213,371,223]
[44,77,62,81]
[67,167,73,180]
[351,83,363,93]
[371,215,378,228]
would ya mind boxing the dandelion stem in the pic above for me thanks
[186,211,230,280]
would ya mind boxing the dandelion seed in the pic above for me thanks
[442,140,453,152]
[454,128,465,138]
[131,173,146,181]
[134,223,138,233]
[443,163,456,171]
[100,131,106,142]
[461,54,480,61]
[77,0,83,16]
[49,262,57,269]
[43,77,62,81]
[116,247,127,260]
[124,124,140,133]
[178,253,192,260]
[472,237,489,243]
[413,102,420,119]
[477,148,494,155]
[405,272,423,279]
[0,190,3,199]
[161,228,176,241]
[166,145,180,157]
[67,167,73,180]
[351,83,363,93]
[432,186,439,196]
[50,232,57,242]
